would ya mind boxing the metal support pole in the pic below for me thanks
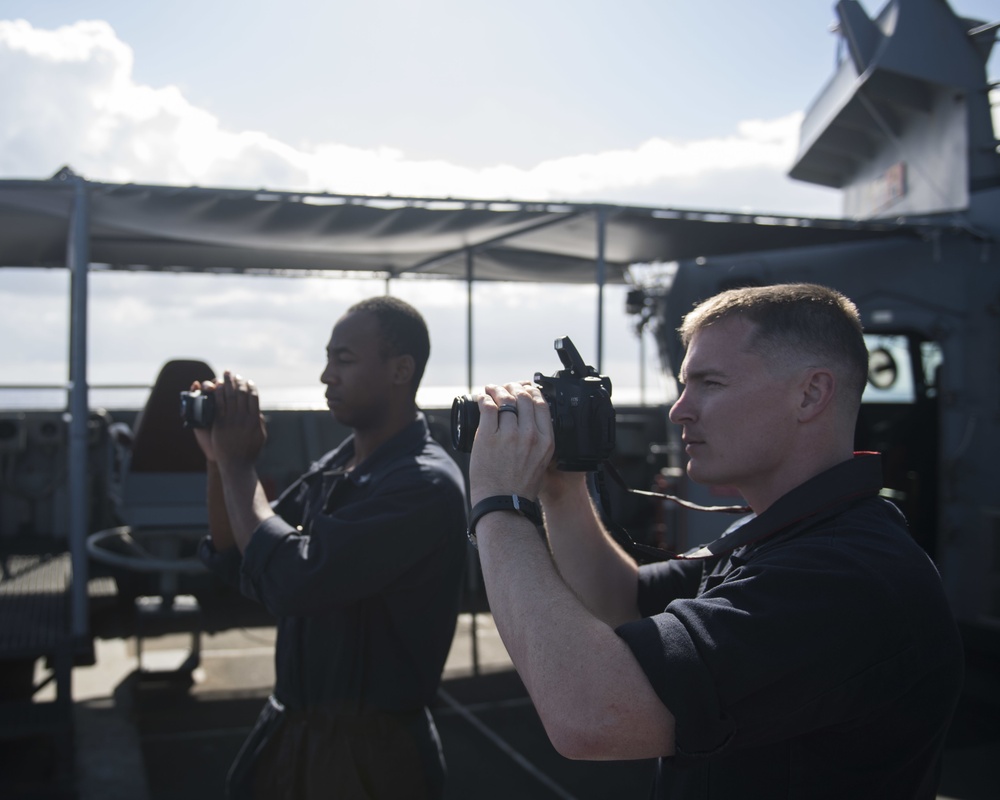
[595,208,607,373]
[67,177,91,641]
[466,250,474,393]
[464,248,480,675]
[639,323,647,406]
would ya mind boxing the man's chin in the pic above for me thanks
[686,462,706,482]
[687,462,722,486]
[687,466,744,500]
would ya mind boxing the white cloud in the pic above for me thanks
[0,19,837,215]
[298,114,807,203]
[0,18,829,402]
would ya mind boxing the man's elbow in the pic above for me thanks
[544,717,606,761]
[539,707,674,761]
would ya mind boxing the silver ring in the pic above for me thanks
[498,404,519,416]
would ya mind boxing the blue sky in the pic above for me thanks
[1,0,997,407]
[3,0,843,166]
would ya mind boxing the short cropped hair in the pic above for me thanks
[679,283,869,404]
[347,296,431,392]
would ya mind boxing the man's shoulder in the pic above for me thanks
[400,435,465,485]
[766,495,910,548]
[750,496,942,599]
[366,427,464,490]
[815,495,917,552]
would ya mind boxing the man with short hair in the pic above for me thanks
[196,296,467,799]
[468,283,963,798]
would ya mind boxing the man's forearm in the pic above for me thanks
[476,511,674,760]
[215,458,275,553]
[542,475,641,627]
[205,461,237,552]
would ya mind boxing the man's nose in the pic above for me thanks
[668,389,694,424]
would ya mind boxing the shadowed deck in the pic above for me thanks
[3,579,999,799]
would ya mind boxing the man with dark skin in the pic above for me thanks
[466,283,963,798]
[195,296,467,800]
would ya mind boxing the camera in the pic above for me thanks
[179,389,214,429]
[450,336,615,471]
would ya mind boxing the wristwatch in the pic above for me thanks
[467,494,543,547]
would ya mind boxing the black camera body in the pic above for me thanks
[179,389,214,429]
[451,336,615,471]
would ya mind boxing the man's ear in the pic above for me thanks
[798,368,836,422]
[390,354,415,387]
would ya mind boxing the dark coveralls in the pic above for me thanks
[616,454,964,800]
[200,413,468,800]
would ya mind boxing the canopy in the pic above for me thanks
[0,173,922,283]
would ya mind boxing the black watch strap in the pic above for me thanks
[467,494,543,547]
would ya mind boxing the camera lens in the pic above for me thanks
[450,394,480,452]
[179,389,214,429]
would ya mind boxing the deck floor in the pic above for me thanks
[4,584,1000,800]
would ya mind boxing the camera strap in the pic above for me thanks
[595,460,749,563]
[595,454,883,563]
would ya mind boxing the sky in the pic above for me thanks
[1,0,998,409]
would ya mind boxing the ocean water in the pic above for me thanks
[0,384,668,413]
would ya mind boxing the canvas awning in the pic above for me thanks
[0,173,921,283]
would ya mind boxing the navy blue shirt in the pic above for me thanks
[201,412,468,713]
[616,455,964,799]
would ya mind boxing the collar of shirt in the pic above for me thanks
[320,411,432,489]
[678,452,884,561]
